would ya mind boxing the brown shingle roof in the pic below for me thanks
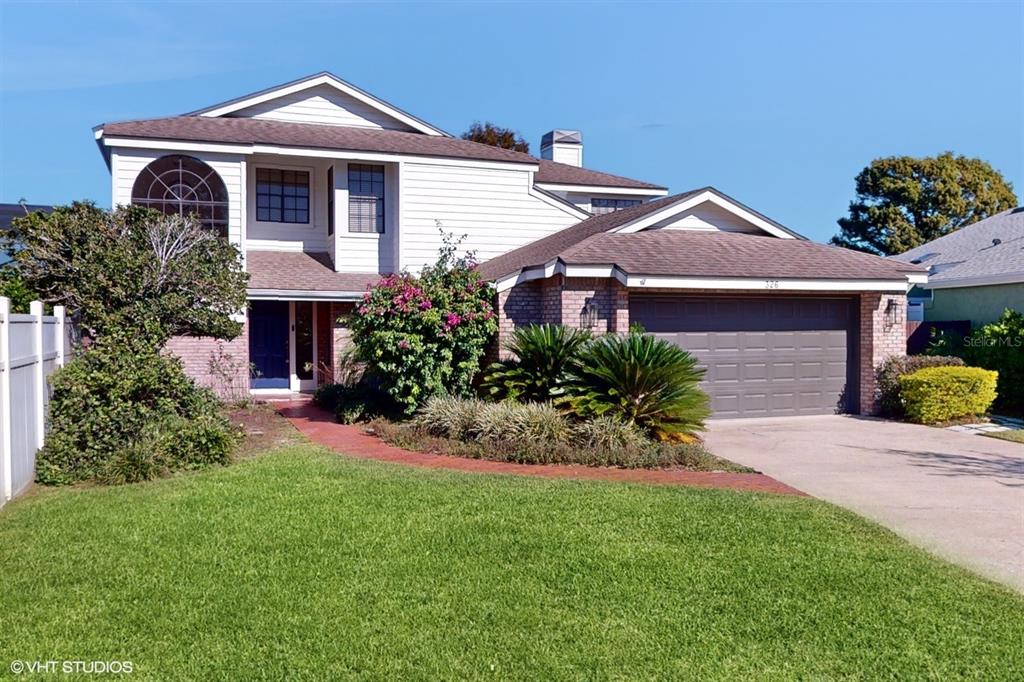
[534,159,666,190]
[561,230,926,280]
[476,191,706,280]
[247,251,380,295]
[476,189,926,282]
[100,116,537,165]
[98,116,666,190]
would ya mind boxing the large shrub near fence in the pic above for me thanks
[876,354,965,417]
[563,331,711,441]
[961,309,1024,412]
[347,237,496,414]
[898,366,998,424]
[6,205,250,485]
[36,333,237,485]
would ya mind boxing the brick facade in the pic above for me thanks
[858,292,907,415]
[496,278,908,415]
[164,319,250,401]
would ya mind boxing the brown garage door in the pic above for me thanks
[630,295,856,418]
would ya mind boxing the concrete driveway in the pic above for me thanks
[705,416,1024,591]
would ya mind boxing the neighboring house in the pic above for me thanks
[0,203,53,265]
[893,208,1024,326]
[93,72,926,417]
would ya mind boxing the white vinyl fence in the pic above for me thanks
[0,298,68,507]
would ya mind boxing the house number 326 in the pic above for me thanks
[764,280,780,289]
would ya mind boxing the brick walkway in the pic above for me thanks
[275,402,806,496]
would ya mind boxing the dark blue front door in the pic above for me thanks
[250,301,289,389]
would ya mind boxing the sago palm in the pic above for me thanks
[481,324,591,403]
[564,332,710,441]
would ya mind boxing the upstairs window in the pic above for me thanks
[591,197,641,215]
[256,168,309,223]
[131,154,229,237]
[348,164,385,233]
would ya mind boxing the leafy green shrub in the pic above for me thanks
[347,234,496,414]
[898,366,998,424]
[36,334,237,485]
[480,324,591,402]
[564,331,710,441]
[962,309,1024,412]
[876,354,965,417]
[98,414,237,485]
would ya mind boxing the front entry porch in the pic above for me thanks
[249,300,327,393]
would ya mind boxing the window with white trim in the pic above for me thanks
[348,164,385,233]
[591,197,641,215]
[256,168,310,223]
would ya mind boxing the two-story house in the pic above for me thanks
[94,72,926,417]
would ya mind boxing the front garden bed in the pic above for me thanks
[366,418,752,472]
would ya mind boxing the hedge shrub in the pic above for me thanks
[876,354,965,417]
[898,366,998,424]
[36,334,237,485]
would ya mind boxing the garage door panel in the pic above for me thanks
[631,296,854,418]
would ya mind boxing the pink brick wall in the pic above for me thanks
[858,292,907,415]
[164,319,249,401]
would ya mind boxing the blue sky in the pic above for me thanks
[0,1,1020,243]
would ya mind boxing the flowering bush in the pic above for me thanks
[348,236,497,414]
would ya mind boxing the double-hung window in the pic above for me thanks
[256,168,309,223]
[591,197,641,215]
[348,164,385,233]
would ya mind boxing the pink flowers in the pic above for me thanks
[397,339,410,350]
[419,300,433,310]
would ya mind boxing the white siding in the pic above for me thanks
[229,84,419,131]
[110,147,246,251]
[647,201,763,234]
[330,162,399,273]
[400,162,580,271]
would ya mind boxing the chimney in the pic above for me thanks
[540,130,583,167]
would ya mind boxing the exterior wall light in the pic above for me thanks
[580,297,599,331]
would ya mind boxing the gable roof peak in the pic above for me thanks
[183,71,450,137]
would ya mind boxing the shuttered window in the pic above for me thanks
[348,164,385,233]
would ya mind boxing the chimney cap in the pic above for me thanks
[541,130,582,147]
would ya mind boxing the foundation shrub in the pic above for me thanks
[899,366,998,424]
[876,355,965,418]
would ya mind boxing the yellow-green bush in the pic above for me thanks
[898,366,998,424]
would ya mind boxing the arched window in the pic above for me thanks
[131,155,229,237]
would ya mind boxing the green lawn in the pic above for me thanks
[2,442,1022,679]
[983,429,1024,444]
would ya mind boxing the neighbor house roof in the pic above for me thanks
[0,203,53,229]
[892,208,1024,288]
[247,251,379,298]
[477,189,925,284]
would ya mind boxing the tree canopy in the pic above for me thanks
[461,121,530,153]
[4,202,248,345]
[830,152,1017,256]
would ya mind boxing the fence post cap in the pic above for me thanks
[29,300,43,316]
